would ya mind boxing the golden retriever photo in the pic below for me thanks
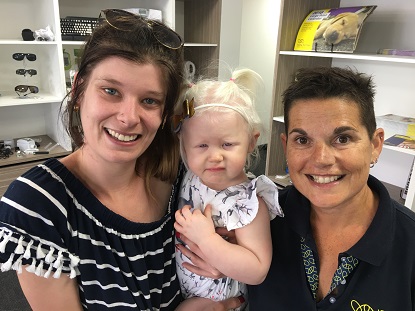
[312,6,376,52]
[314,12,363,45]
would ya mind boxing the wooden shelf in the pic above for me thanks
[0,135,70,167]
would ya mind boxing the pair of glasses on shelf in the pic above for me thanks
[0,147,14,159]
[12,53,37,61]
[99,9,183,49]
[16,69,37,77]
[15,85,39,97]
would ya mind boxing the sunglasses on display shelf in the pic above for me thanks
[98,9,183,49]
[16,69,37,77]
[15,85,39,97]
[12,53,37,61]
[0,147,14,159]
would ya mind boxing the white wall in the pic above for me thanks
[220,0,281,145]
[218,0,243,78]
[239,0,280,145]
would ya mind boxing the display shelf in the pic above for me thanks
[280,51,415,64]
[0,0,60,42]
[0,94,62,107]
[383,145,415,156]
[1,39,65,132]
[0,40,59,46]
[0,135,70,168]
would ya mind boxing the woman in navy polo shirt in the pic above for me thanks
[247,67,415,310]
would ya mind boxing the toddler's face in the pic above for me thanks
[182,110,255,191]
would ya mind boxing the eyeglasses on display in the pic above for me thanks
[12,53,37,61]
[0,147,14,159]
[99,9,183,49]
[16,69,37,77]
[15,85,39,96]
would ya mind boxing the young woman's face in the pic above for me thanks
[281,97,383,210]
[79,56,166,166]
[182,110,257,190]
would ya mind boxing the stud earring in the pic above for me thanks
[370,158,378,168]
[72,105,81,127]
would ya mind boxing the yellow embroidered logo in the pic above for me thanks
[351,299,384,311]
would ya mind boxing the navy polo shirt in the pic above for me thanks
[248,175,415,310]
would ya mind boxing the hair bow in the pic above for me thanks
[173,98,195,133]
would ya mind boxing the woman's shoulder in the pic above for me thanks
[393,200,415,232]
[1,157,89,224]
[5,158,78,197]
[6,158,64,191]
[370,174,415,228]
[0,158,82,278]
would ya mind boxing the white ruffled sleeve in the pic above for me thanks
[213,175,283,231]
[255,175,284,220]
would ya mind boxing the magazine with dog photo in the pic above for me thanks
[294,6,377,53]
[384,134,415,150]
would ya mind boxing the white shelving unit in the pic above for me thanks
[266,0,415,211]
[280,51,415,64]
[0,0,222,169]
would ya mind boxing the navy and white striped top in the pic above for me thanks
[0,158,183,310]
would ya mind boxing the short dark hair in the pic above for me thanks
[61,13,184,184]
[282,67,376,138]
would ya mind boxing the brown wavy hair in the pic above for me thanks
[61,13,184,186]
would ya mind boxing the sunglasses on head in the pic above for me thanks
[16,69,37,77]
[99,9,183,49]
[12,53,37,61]
[15,85,39,96]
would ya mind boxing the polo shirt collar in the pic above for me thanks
[285,175,395,266]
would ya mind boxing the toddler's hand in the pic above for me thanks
[174,205,216,245]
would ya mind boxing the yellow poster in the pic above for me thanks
[293,6,377,53]
[294,10,330,51]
